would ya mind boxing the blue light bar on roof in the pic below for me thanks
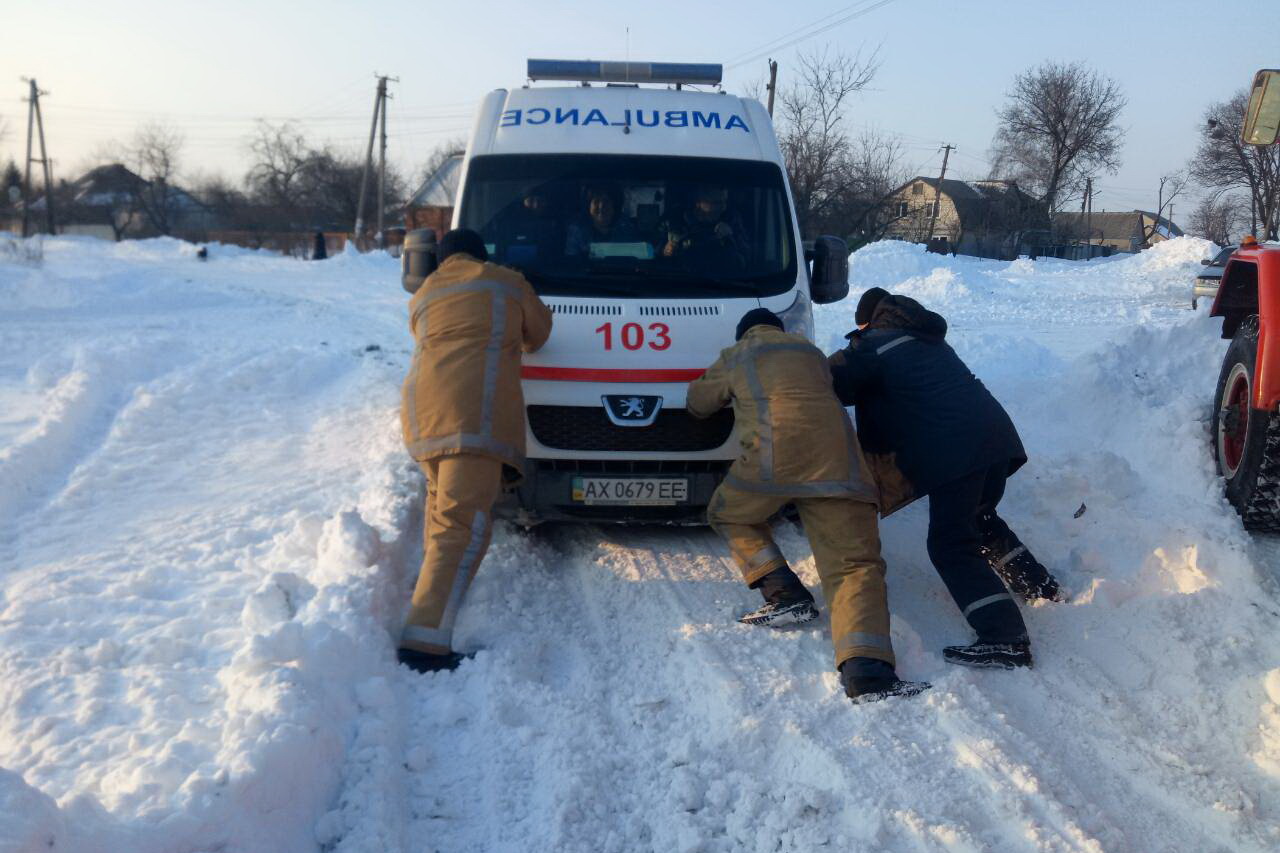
[527,59,722,86]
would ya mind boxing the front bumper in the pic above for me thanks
[498,458,731,526]
[1193,278,1220,308]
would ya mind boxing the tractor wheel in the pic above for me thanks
[1213,315,1280,531]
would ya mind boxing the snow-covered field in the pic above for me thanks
[2,233,1278,853]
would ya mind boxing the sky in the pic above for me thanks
[2,0,1272,219]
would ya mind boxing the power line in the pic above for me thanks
[725,0,881,65]
[726,0,900,69]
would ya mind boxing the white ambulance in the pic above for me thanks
[404,59,850,524]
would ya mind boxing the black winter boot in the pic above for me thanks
[978,515,1064,603]
[839,657,931,705]
[398,647,469,673]
[942,640,1033,669]
[739,564,818,627]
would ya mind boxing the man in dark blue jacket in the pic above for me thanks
[829,288,1061,669]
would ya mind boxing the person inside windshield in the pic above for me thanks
[661,184,747,272]
[495,187,562,264]
[565,184,640,256]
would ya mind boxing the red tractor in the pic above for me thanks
[1210,70,1280,530]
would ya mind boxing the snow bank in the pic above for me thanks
[3,234,1279,852]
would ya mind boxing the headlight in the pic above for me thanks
[778,291,815,341]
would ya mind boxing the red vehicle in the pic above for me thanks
[1210,69,1280,530]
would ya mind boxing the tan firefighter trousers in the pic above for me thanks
[708,480,894,670]
[400,454,504,655]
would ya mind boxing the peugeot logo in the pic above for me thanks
[602,395,663,427]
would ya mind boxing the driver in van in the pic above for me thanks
[661,185,747,271]
[687,308,930,705]
[497,188,562,261]
[565,184,640,256]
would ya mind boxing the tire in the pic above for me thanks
[1212,315,1280,531]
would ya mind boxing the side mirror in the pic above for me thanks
[808,235,849,304]
[1242,69,1280,146]
[1201,258,1212,265]
[402,228,438,294]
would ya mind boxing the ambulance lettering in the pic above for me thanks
[500,108,750,132]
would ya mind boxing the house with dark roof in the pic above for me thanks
[881,177,1049,260]
[1052,210,1183,253]
[12,163,219,240]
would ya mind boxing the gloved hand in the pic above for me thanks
[714,222,733,240]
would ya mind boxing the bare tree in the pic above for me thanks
[841,129,912,244]
[300,145,407,230]
[1188,194,1245,245]
[1142,171,1189,243]
[245,121,314,224]
[190,172,256,231]
[988,61,1126,214]
[2,159,19,213]
[417,136,466,187]
[122,123,185,235]
[1188,91,1280,240]
[774,47,880,237]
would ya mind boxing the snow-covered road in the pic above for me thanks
[1,235,1278,853]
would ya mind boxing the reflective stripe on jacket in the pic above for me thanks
[687,325,877,503]
[400,253,553,473]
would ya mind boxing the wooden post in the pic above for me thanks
[766,60,778,117]
[354,76,386,247]
[22,79,35,239]
[924,145,953,245]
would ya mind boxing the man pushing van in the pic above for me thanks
[398,228,553,673]
[687,308,928,704]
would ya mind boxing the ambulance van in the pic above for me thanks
[403,59,850,524]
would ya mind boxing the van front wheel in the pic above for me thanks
[1213,315,1280,531]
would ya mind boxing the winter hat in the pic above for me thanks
[854,287,889,325]
[438,228,489,263]
[735,308,784,341]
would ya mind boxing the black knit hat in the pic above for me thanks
[438,228,489,263]
[854,287,889,325]
[735,308,784,341]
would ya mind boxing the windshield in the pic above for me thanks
[458,154,797,298]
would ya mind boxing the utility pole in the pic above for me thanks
[377,78,389,248]
[21,78,56,238]
[924,144,953,245]
[354,74,396,249]
[1084,177,1093,256]
[766,59,778,117]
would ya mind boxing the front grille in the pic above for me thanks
[637,305,721,316]
[547,303,623,316]
[528,405,734,452]
[536,459,730,474]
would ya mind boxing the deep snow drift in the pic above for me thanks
[1,234,1278,853]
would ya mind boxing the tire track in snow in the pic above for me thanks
[603,526,1120,852]
[0,337,192,540]
[527,524,934,851]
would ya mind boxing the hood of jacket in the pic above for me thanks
[863,294,948,341]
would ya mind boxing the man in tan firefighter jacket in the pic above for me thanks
[398,228,553,673]
[687,308,929,704]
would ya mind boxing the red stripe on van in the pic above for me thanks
[521,366,706,382]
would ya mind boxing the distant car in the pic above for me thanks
[1193,245,1235,309]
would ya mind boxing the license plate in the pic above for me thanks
[571,476,689,506]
